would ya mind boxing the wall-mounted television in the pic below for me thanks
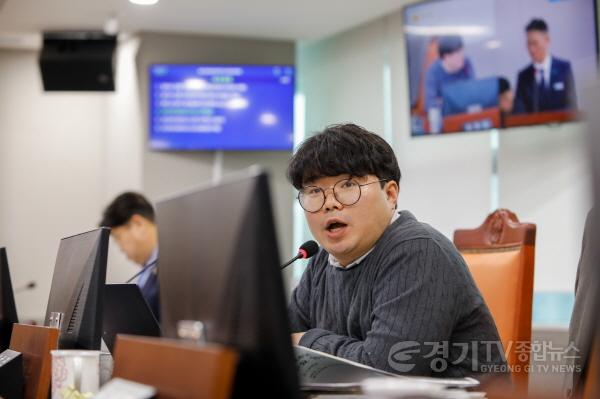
[404,0,598,136]
[149,64,294,150]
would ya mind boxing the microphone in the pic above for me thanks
[14,281,36,294]
[280,240,319,270]
[125,260,158,284]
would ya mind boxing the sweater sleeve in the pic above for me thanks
[298,238,458,375]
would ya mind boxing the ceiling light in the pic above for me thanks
[129,0,159,5]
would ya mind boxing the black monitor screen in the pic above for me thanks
[157,167,299,399]
[0,248,18,352]
[44,228,109,350]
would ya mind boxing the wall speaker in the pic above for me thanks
[39,31,116,91]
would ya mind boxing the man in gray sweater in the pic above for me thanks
[287,123,507,379]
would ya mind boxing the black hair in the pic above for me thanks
[99,192,155,228]
[287,123,401,189]
[526,19,548,33]
[438,35,464,59]
[498,77,511,94]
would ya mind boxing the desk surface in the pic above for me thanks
[504,110,579,128]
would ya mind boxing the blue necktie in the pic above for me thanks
[538,68,545,92]
[535,68,545,112]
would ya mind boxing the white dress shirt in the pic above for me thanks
[533,54,552,89]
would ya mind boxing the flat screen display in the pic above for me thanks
[404,0,598,135]
[149,64,294,150]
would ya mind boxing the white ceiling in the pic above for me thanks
[0,0,408,46]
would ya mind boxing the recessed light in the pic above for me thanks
[129,0,159,5]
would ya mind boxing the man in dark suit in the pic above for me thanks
[100,192,160,321]
[514,19,577,114]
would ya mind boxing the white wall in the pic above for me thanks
[0,49,113,321]
[0,39,148,321]
[499,124,591,292]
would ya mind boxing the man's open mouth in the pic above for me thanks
[326,221,348,232]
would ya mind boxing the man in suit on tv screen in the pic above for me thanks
[514,18,577,114]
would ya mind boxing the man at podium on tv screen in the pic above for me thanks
[514,18,577,114]
[287,123,507,379]
[100,192,160,321]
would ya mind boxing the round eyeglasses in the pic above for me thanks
[297,178,389,213]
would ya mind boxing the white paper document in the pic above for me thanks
[294,346,480,391]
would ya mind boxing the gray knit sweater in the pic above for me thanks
[289,211,508,378]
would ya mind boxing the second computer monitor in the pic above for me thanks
[44,228,109,350]
[442,77,499,116]
[157,167,299,399]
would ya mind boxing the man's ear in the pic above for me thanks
[385,180,399,209]
[129,214,145,227]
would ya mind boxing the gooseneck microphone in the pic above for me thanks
[125,260,158,284]
[280,240,319,270]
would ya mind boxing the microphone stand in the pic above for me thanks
[125,260,158,284]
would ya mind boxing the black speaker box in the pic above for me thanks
[39,31,116,91]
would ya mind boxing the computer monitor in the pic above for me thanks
[157,167,299,399]
[441,77,499,116]
[44,228,109,350]
[0,248,18,352]
[102,284,161,353]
